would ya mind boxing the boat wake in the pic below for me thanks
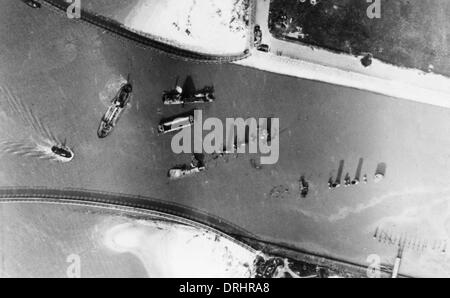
[0,85,72,163]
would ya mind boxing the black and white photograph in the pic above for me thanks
[0,0,449,283]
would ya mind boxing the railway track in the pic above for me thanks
[0,186,258,244]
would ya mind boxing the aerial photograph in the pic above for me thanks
[1,0,450,284]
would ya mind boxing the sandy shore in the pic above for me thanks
[103,220,259,277]
[122,0,250,56]
[235,50,450,109]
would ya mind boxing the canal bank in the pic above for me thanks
[3,0,450,277]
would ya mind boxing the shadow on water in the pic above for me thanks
[376,162,387,177]
[182,75,197,96]
[329,160,344,188]
[335,160,344,185]
[352,157,364,184]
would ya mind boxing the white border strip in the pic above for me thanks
[234,50,450,108]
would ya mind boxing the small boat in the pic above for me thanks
[51,143,74,163]
[168,165,206,180]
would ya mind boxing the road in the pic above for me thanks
[2,0,450,277]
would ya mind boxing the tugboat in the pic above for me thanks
[162,86,215,105]
[299,176,309,198]
[168,164,206,180]
[168,154,206,180]
[51,142,74,163]
[98,79,133,138]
